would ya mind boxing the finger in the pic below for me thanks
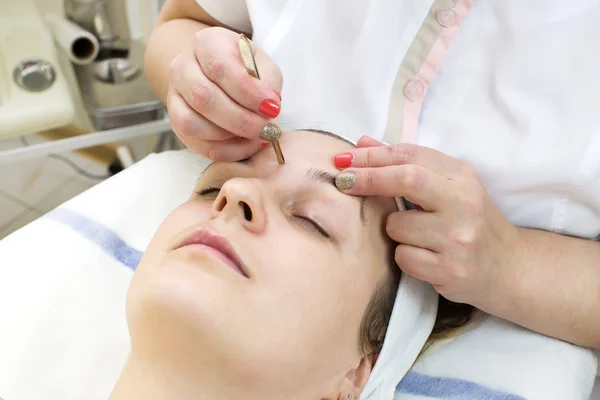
[168,90,237,142]
[341,143,464,176]
[196,38,282,119]
[356,135,385,148]
[394,244,441,285]
[336,165,450,211]
[196,136,263,161]
[386,210,444,252]
[171,55,270,139]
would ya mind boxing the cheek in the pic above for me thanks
[252,231,372,354]
[258,229,344,291]
[255,221,376,313]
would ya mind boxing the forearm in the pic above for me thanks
[145,18,210,103]
[480,227,600,348]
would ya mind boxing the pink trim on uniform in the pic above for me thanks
[402,0,475,144]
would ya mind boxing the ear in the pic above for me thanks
[337,355,374,399]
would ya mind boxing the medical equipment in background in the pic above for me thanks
[0,0,173,169]
[0,0,75,138]
[65,0,164,131]
[64,0,167,169]
[45,13,100,66]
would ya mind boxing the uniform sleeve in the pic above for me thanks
[195,0,252,33]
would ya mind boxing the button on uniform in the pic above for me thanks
[436,8,458,28]
[404,79,425,101]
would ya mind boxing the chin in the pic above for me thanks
[125,256,249,358]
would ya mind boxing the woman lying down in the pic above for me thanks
[109,130,472,400]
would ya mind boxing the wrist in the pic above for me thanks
[477,226,528,319]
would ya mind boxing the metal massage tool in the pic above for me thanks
[238,34,285,164]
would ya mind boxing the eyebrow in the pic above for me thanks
[305,167,367,224]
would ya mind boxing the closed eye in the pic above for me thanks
[196,187,221,197]
[293,215,330,239]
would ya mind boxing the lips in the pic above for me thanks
[173,228,249,278]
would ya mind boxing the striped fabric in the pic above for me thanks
[44,208,143,271]
[397,372,525,399]
[45,207,525,400]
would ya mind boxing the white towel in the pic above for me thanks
[395,312,597,399]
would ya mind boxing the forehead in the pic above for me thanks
[253,130,354,169]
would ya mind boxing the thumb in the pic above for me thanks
[356,136,385,148]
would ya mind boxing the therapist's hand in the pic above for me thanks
[167,27,283,161]
[334,137,522,305]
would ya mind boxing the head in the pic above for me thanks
[126,130,401,399]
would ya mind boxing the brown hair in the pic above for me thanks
[359,261,473,357]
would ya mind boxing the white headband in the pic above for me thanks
[338,136,439,400]
[361,197,438,399]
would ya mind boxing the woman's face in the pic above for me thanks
[126,131,397,398]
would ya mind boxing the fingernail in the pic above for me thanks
[260,122,282,142]
[260,141,270,147]
[259,99,280,118]
[335,172,356,191]
[334,153,353,169]
[273,90,282,101]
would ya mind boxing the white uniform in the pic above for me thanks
[196,0,600,240]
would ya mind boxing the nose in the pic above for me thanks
[212,178,267,234]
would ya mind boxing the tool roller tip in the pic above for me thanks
[260,123,282,142]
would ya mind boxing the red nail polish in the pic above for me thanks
[273,90,282,101]
[334,153,354,169]
[259,99,280,118]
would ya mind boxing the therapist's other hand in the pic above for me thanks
[334,137,521,305]
[167,27,283,161]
